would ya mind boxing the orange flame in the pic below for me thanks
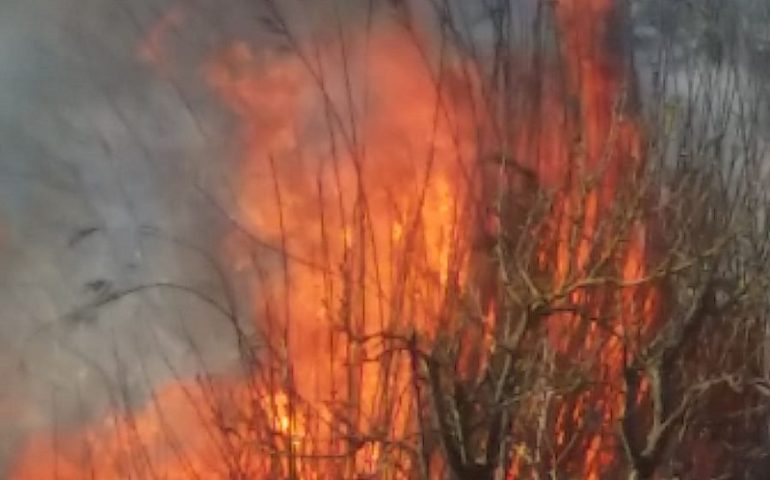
[11,2,660,479]
[206,27,480,475]
[545,1,657,477]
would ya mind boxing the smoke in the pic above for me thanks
[0,0,248,471]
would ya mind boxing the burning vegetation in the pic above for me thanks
[9,0,770,479]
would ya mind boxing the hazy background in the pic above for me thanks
[1,0,768,474]
[0,0,246,470]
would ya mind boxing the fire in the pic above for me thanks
[205,25,482,476]
[11,1,660,479]
[207,20,478,409]
[544,1,657,477]
[9,380,315,479]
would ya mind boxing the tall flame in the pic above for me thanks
[10,2,660,479]
[207,27,481,475]
[546,1,657,477]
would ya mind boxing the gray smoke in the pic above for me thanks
[0,0,249,471]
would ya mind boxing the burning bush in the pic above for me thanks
[10,1,770,479]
